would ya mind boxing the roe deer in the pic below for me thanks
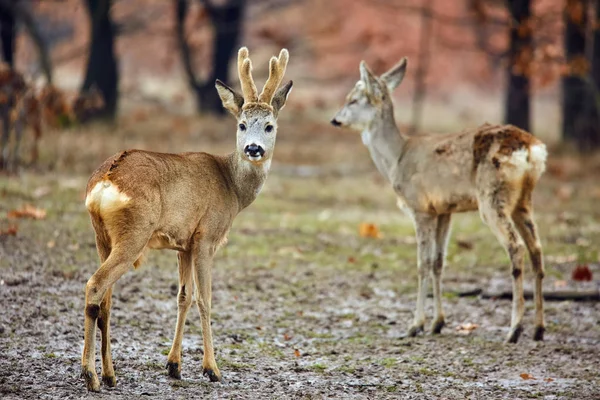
[81,47,292,391]
[331,57,547,344]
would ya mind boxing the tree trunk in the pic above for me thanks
[504,0,532,131]
[562,0,600,149]
[0,1,15,67]
[175,0,244,115]
[81,0,118,121]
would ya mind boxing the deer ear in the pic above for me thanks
[381,57,407,92]
[359,61,383,99]
[272,80,293,115]
[215,79,244,117]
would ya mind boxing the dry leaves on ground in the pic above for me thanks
[359,222,382,238]
[7,205,47,220]
[0,224,18,237]
[520,373,536,380]
[455,322,478,335]
[572,264,593,282]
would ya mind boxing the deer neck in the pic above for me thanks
[226,151,271,211]
[362,104,405,181]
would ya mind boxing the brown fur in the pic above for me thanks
[80,47,292,392]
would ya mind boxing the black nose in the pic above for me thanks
[244,144,265,158]
[331,118,342,127]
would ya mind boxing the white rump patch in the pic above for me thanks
[529,144,548,177]
[501,148,529,181]
[85,180,131,213]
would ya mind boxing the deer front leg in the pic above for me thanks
[167,250,194,379]
[431,214,452,334]
[408,214,437,337]
[193,241,221,382]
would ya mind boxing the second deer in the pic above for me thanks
[81,47,292,391]
[331,57,547,344]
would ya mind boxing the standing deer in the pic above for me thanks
[81,47,292,392]
[331,57,547,344]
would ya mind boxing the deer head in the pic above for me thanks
[215,47,293,164]
[331,57,408,131]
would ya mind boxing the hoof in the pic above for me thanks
[407,324,424,337]
[533,326,545,341]
[506,324,523,344]
[203,368,221,382]
[431,318,445,335]
[166,362,181,379]
[101,374,116,387]
[81,368,100,392]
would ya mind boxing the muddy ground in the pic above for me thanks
[1,117,599,399]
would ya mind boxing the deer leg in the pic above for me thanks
[479,194,526,344]
[167,250,194,379]
[92,234,117,387]
[30,117,42,166]
[431,214,452,334]
[82,234,148,392]
[512,198,545,341]
[0,108,10,169]
[408,214,437,337]
[193,241,221,382]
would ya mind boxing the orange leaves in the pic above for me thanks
[0,224,18,237]
[455,322,478,335]
[359,223,382,239]
[520,372,536,380]
[572,264,593,282]
[294,349,301,358]
[7,205,47,220]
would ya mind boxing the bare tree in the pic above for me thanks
[81,0,119,121]
[505,0,532,131]
[175,0,245,115]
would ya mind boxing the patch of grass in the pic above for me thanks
[44,353,56,359]
[308,363,327,373]
[161,348,170,356]
[379,357,397,368]
[145,361,164,371]
[417,367,436,376]
[305,331,334,339]
[385,385,398,393]
[337,365,355,374]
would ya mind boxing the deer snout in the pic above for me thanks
[244,143,265,160]
[330,118,342,127]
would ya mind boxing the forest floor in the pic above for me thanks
[1,112,599,399]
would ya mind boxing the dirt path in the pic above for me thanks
[1,170,599,400]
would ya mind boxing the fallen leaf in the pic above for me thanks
[47,240,56,249]
[32,186,51,198]
[572,264,592,281]
[294,349,301,357]
[347,256,356,263]
[283,333,292,341]
[359,222,382,238]
[520,373,536,380]
[544,377,554,383]
[455,322,479,334]
[7,205,47,220]
[0,224,18,236]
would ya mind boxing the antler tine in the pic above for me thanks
[258,48,289,104]
[238,47,258,103]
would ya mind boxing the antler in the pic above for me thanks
[238,47,258,103]
[258,48,289,104]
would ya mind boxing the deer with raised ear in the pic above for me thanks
[81,47,292,392]
[331,57,547,344]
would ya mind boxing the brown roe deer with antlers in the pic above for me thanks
[81,47,292,392]
[331,57,547,344]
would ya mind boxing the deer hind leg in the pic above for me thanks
[30,116,42,166]
[408,213,437,337]
[479,184,526,344]
[431,214,452,334]
[167,250,194,379]
[11,116,23,172]
[82,230,149,392]
[512,180,545,341]
[193,241,221,382]
[92,232,118,387]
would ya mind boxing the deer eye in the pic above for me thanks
[239,123,247,131]
[265,125,273,133]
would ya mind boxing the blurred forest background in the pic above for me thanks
[1,0,599,151]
